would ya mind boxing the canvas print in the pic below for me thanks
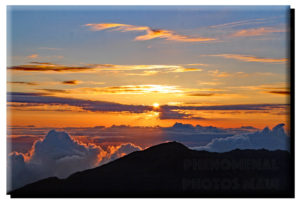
[7,6,294,197]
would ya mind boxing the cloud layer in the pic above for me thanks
[8,92,152,113]
[8,92,288,120]
[8,62,204,73]
[8,123,290,191]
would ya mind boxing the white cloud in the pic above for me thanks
[192,123,290,152]
[7,130,141,191]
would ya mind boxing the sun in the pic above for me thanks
[153,102,160,108]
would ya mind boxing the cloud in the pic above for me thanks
[187,93,215,96]
[8,63,93,72]
[193,123,290,152]
[37,89,70,94]
[37,85,184,95]
[205,54,287,63]
[7,130,102,191]
[27,54,38,59]
[8,62,198,74]
[62,80,80,85]
[126,70,159,76]
[91,64,203,75]
[8,123,290,191]
[85,23,216,42]
[208,70,231,77]
[8,92,152,113]
[197,81,221,86]
[241,83,290,95]
[100,143,142,165]
[30,62,53,65]
[90,64,182,71]
[159,109,197,120]
[82,85,182,94]
[9,124,239,153]
[8,92,288,118]
[7,81,38,86]
[157,103,287,120]
[30,130,102,176]
[266,90,290,95]
[7,130,141,191]
[209,17,269,29]
[231,27,285,37]
[172,67,203,73]
[161,103,287,112]
[185,63,209,67]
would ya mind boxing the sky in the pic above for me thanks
[6,5,291,191]
[7,6,290,129]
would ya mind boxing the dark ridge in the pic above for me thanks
[9,141,293,198]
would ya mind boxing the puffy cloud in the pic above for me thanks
[7,130,141,191]
[7,152,30,191]
[85,23,216,42]
[193,123,290,152]
[29,130,102,177]
[171,122,227,133]
[100,143,142,165]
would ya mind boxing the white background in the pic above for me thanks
[0,0,298,201]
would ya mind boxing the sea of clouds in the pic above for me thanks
[7,123,290,191]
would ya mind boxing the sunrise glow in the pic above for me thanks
[153,103,160,109]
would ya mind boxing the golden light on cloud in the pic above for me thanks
[232,27,285,37]
[43,84,183,95]
[208,70,230,78]
[85,23,216,42]
[27,54,39,59]
[8,62,209,75]
[126,70,159,76]
[172,67,203,73]
[205,54,287,63]
[90,64,182,71]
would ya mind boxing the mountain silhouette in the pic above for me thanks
[9,141,293,198]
